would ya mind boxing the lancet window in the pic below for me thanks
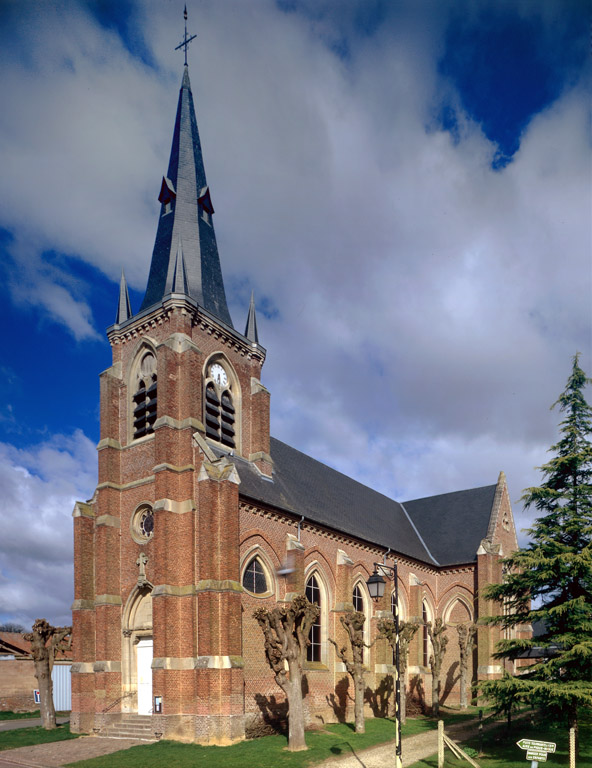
[353,583,364,613]
[306,574,322,663]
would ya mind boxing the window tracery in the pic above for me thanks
[242,557,268,594]
[131,505,154,544]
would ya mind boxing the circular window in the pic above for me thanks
[131,506,154,544]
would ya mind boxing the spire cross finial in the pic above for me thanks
[175,5,197,66]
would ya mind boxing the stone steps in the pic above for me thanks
[101,715,156,741]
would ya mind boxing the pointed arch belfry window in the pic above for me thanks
[204,359,236,449]
[133,352,157,439]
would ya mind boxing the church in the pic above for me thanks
[70,48,521,744]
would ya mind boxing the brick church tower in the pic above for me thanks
[71,60,270,743]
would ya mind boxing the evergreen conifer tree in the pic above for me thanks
[480,355,592,749]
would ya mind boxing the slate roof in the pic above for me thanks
[232,438,421,565]
[404,485,497,566]
[140,67,233,327]
[232,438,497,568]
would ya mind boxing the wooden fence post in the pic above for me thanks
[570,728,575,768]
[438,719,444,768]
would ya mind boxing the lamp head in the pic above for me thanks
[367,568,386,601]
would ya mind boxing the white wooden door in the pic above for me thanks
[136,637,153,715]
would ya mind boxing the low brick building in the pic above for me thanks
[71,59,522,744]
[0,632,72,712]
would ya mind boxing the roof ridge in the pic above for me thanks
[403,482,498,505]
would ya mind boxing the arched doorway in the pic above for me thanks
[122,586,153,714]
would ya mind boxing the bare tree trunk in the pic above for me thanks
[33,655,56,729]
[427,619,448,718]
[456,624,477,710]
[286,661,307,751]
[431,664,439,718]
[24,619,71,730]
[329,611,368,734]
[354,673,365,733]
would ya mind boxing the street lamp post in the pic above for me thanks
[367,560,402,768]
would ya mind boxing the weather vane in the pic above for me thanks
[175,5,197,66]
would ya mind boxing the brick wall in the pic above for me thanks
[0,660,38,712]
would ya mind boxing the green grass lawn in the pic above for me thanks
[0,710,69,720]
[67,716,440,768]
[0,723,79,751]
[0,710,41,721]
[407,710,592,768]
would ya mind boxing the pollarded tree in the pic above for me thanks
[456,623,477,710]
[23,619,71,730]
[254,595,320,751]
[377,618,419,722]
[427,618,448,717]
[329,611,369,733]
[481,354,592,751]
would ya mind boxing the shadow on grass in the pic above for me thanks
[329,741,367,767]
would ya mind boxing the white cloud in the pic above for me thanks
[0,431,96,628]
[0,0,588,621]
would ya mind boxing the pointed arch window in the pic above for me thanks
[422,602,429,667]
[242,557,268,595]
[353,582,370,664]
[133,352,157,439]
[353,584,364,613]
[204,361,236,449]
[306,574,322,663]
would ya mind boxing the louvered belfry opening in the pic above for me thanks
[205,382,221,441]
[220,390,235,447]
[133,353,158,439]
[205,380,236,449]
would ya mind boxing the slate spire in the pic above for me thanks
[116,269,132,324]
[139,66,234,328]
[244,291,259,344]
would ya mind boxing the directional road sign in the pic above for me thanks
[517,738,556,763]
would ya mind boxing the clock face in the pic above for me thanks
[210,363,228,387]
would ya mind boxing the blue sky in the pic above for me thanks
[0,0,589,628]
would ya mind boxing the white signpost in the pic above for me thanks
[517,738,556,766]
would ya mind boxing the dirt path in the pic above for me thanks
[0,720,69,734]
[316,718,499,768]
[0,736,149,768]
